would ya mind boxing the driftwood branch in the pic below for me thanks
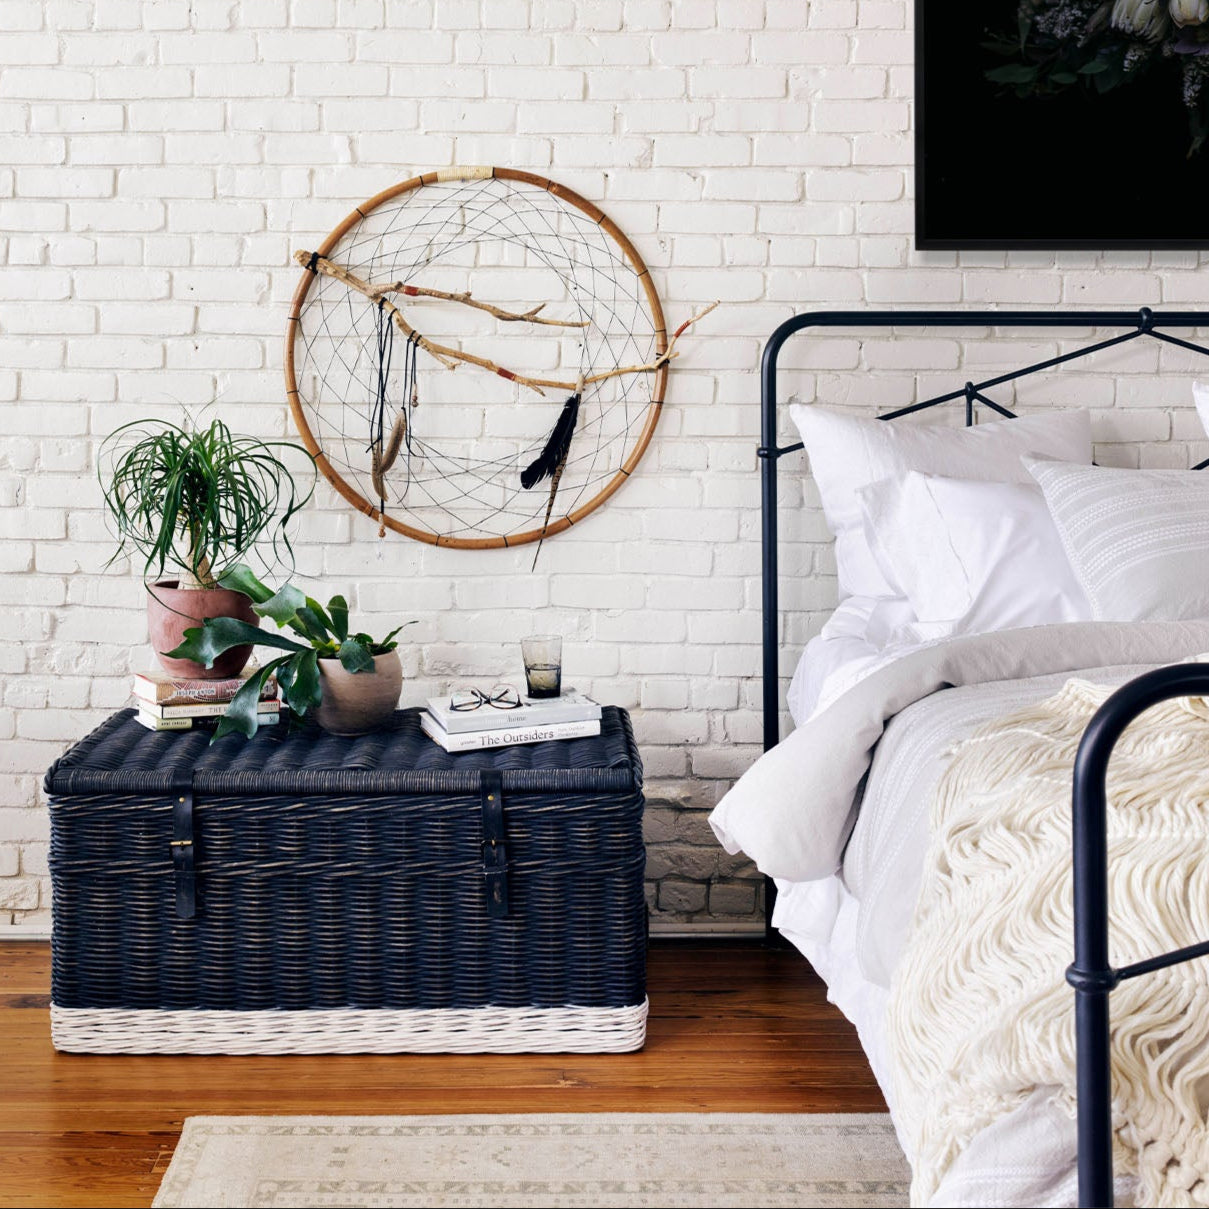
[296,249,718,395]
[366,281,589,329]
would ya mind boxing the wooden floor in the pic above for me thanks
[0,939,884,1208]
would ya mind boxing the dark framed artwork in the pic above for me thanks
[916,1,1209,249]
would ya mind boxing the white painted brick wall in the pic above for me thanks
[2,0,1207,932]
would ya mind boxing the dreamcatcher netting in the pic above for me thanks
[286,167,710,553]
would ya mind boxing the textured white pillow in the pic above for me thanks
[859,472,1090,638]
[789,405,1093,600]
[1026,458,1209,622]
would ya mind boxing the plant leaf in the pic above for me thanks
[295,604,332,645]
[337,639,375,673]
[328,594,349,643]
[288,648,321,715]
[305,596,334,633]
[986,63,1038,84]
[211,656,292,743]
[256,583,306,627]
[372,620,417,654]
[1078,60,1109,74]
[218,564,275,604]
[163,616,308,666]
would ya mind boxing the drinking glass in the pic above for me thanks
[521,635,562,699]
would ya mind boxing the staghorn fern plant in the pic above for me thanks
[166,564,412,740]
[99,417,315,590]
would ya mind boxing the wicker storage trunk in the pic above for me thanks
[46,706,646,1055]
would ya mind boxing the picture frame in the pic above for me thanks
[915,0,1209,250]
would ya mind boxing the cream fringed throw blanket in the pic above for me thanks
[888,679,1209,1208]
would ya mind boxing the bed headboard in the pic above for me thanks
[756,308,1209,942]
[758,307,1209,756]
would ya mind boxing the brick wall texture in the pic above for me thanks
[2,0,1207,932]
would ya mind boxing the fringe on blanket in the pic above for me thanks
[887,679,1209,1208]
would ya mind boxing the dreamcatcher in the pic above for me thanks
[285,167,713,558]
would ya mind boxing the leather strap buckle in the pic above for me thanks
[171,781,198,920]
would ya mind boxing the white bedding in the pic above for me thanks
[712,621,1209,1206]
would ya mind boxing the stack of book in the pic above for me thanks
[420,688,601,752]
[131,666,281,732]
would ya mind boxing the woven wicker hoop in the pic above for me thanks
[284,166,670,551]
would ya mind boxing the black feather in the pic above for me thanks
[521,393,579,490]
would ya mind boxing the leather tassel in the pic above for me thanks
[521,393,579,490]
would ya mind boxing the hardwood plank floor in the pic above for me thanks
[0,939,884,1208]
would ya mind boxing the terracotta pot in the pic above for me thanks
[147,581,259,680]
[315,650,402,736]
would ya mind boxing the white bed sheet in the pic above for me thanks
[773,663,1156,1207]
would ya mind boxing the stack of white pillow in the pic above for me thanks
[787,390,1209,722]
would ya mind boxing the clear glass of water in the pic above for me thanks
[521,634,562,699]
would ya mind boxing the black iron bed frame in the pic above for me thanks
[758,308,1209,1209]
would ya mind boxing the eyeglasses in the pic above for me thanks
[449,684,523,712]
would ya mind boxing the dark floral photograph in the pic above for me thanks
[917,0,1209,247]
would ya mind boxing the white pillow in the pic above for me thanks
[1194,381,1209,442]
[786,595,917,725]
[1026,457,1209,622]
[789,405,1093,600]
[859,472,1091,638]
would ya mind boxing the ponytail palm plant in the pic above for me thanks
[99,417,315,589]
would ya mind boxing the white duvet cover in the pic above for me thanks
[710,620,1209,1207]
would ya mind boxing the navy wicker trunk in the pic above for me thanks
[46,706,647,1054]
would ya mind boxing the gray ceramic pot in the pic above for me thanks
[314,650,403,736]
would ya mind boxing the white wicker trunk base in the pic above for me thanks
[50,999,649,1055]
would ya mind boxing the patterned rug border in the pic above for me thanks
[154,1112,909,1209]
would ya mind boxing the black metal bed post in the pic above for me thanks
[1068,664,1209,1209]
[759,320,794,942]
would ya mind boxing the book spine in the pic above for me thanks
[133,712,193,731]
[422,715,600,752]
[195,711,281,728]
[152,700,281,720]
[132,676,277,706]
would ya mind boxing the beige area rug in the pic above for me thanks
[152,1113,910,1208]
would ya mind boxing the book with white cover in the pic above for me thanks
[134,708,282,732]
[133,711,194,731]
[419,711,600,752]
[141,699,282,720]
[424,687,601,735]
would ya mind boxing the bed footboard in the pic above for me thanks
[1069,663,1209,1209]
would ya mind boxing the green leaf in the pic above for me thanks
[337,639,375,673]
[305,596,334,633]
[163,616,308,667]
[288,649,321,716]
[217,564,275,605]
[1078,60,1109,74]
[1050,71,1078,85]
[97,416,316,588]
[328,594,349,643]
[371,621,415,653]
[986,63,1038,84]
[256,583,306,627]
[294,604,332,645]
[210,656,292,743]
